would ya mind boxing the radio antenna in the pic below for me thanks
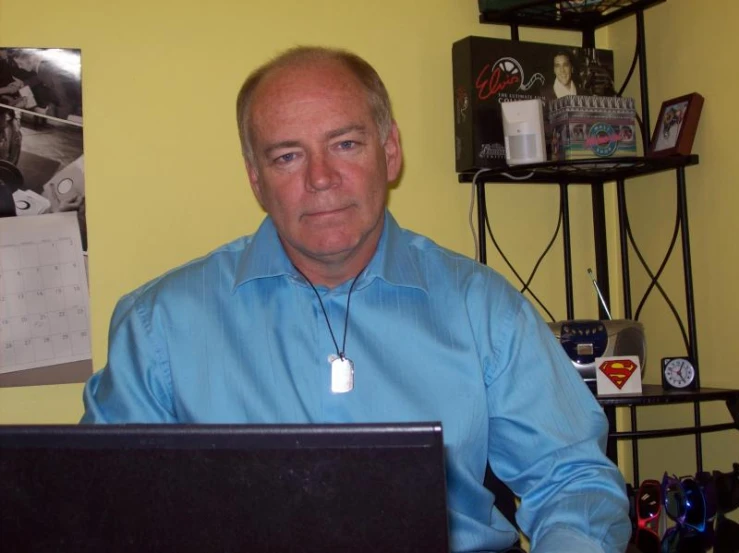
[587,268,612,320]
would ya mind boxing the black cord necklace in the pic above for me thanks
[294,264,367,393]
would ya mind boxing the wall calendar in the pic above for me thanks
[0,212,90,375]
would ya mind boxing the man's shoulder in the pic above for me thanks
[398,226,470,261]
[395,225,511,289]
[389,225,527,327]
[122,234,252,306]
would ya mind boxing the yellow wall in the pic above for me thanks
[0,0,735,483]
[0,0,582,421]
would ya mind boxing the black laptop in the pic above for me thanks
[0,423,449,553]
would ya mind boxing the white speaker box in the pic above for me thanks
[501,99,546,165]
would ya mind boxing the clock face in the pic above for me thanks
[663,358,696,389]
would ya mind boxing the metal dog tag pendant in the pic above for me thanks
[329,354,354,393]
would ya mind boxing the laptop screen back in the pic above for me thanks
[0,423,449,553]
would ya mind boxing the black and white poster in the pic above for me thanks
[0,48,88,388]
[0,48,85,250]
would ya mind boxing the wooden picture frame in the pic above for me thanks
[648,93,704,157]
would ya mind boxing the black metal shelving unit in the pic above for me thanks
[479,0,666,32]
[598,385,739,486]
[458,155,700,322]
[458,154,697,184]
[471,0,738,483]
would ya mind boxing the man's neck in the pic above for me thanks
[280,213,385,289]
[290,247,375,289]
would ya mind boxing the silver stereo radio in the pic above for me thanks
[547,319,646,385]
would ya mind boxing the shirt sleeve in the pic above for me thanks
[483,290,631,553]
[80,291,177,423]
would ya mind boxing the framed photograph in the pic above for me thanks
[648,93,704,157]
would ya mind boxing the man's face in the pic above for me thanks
[553,55,573,86]
[15,55,34,72]
[246,60,401,276]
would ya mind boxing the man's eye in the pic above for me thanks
[337,140,356,150]
[274,152,297,164]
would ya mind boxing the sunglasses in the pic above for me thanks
[660,472,720,553]
[662,473,708,533]
[660,526,707,553]
[633,479,662,553]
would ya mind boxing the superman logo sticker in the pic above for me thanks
[595,356,642,395]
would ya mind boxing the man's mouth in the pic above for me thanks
[304,205,351,218]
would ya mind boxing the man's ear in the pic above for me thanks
[247,162,265,208]
[383,121,402,182]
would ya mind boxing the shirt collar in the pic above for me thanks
[233,216,294,290]
[233,210,428,294]
[364,211,427,294]
[554,79,577,97]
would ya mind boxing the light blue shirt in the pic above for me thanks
[82,211,631,553]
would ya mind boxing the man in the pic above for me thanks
[542,51,578,104]
[82,46,631,553]
[0,50,24,107]
[13,49,82,121]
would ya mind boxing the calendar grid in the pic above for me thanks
[0,214,91,375]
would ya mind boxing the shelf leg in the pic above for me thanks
[728,396,739,428]
[631,405,639,487]
[675,166,703,471]
[617,180,633,319]
[677,167,699,376]
[605,405,618,465]
[592,182,611,320]
[561,183,574,320]
[637,10,651,152]
[477,180,487,265]
[694,401,703,473]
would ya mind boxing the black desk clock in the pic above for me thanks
[661,357,698,390]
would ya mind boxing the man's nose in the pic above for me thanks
[306,153,338,192]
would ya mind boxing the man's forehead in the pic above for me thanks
[255,58,359,101]
[249,60,373,134]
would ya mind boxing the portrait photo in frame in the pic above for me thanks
[648,93,704,157]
